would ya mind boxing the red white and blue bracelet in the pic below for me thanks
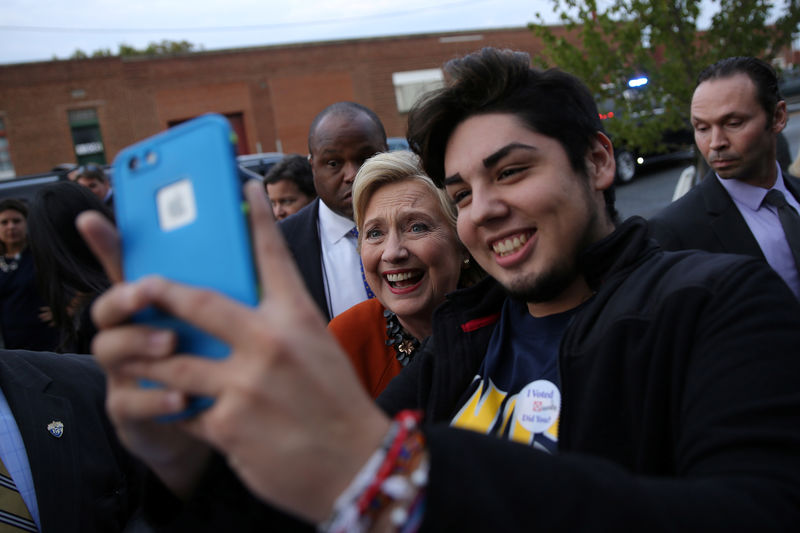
[319,410,429,533]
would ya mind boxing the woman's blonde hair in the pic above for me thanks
[352,150,456,239]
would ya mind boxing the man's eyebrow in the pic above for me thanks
[443,173,463,187]
[482,142,537,169]
[691,111,745,123]
[443,143,537,186]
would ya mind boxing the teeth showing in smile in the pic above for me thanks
[385,271,422,288]
[492,233,530,257]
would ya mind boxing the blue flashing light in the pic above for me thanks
[628,76,649,88]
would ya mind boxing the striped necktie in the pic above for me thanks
[0,457,36,532]
[348,227,376,299]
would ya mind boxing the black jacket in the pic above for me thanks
[278,199,330,321]
[146,217,800,531]
[377,216,800,530]
[648,170,800,258]
[0,350,143,532]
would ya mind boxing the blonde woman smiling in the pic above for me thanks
[328,150,481,397]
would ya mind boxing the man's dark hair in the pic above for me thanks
[0,198,28,218]
[307,101,387,154]
[406,47,617,222]
[264,154,317,198]
[76,163,108,184]
[696,56,783,126]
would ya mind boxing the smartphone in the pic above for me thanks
[112,113,259,419]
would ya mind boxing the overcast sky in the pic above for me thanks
[0,0,784,66]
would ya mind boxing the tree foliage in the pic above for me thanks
[68,40,200,60]
[530,0,800,153]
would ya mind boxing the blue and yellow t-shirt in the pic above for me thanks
[450,298,578,454]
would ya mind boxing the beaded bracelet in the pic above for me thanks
[319,410,428,533]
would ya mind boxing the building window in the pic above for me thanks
[68,108,106,165]
[0,118,14,180]
[392,69,444,113]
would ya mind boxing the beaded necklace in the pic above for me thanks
[0,253,21,273]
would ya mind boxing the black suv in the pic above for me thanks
[236,152,284,178]
[0,169,72,203]
[597,80,694,184]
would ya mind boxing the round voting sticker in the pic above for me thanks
[515,379,561,434]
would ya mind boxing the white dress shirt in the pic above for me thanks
[317,200,369,318]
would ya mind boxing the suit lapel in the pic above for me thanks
[284,199,330,321]
[0,354,80,533]
[700,173,766,259]
[306,200,328,319]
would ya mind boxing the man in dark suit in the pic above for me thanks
[279,102,388,321]
[73,164,114,209]
[650,56,799,299]
[0,349,142,532]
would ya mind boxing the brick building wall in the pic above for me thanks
[0,27,557,176]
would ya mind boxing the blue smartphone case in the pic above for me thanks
[112,114,259,419]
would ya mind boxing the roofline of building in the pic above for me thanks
[185,24,534,56]
[2,24,539,67]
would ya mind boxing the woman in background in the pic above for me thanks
[328,151,482,397]
[0,198,58,350]
[27,181,114,353]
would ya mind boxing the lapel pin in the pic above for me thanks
[47,420,64,438]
